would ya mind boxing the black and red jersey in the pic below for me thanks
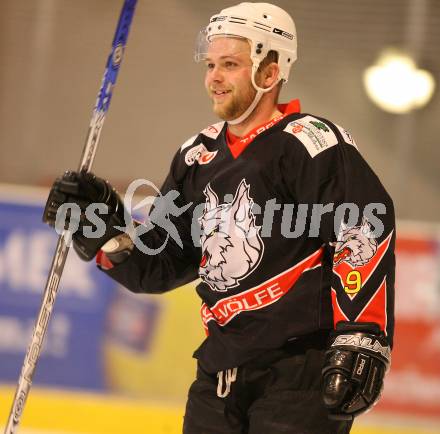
[102,100,395,373]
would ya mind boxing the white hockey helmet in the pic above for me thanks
[195,3,297,124]
[195,2,297,83]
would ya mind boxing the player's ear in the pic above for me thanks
[262,62,280,89]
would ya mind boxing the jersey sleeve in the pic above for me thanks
[99,147,200,294]
[281,116,395,345]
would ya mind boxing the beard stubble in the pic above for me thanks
[211,81,257,121]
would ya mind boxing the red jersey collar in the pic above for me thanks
[226,99,301,159]
[277,99,301,116]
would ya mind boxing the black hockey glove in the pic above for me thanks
[321,321,391,421]
[43,170,129,261]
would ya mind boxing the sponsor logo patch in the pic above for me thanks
[284,115,338,157]
[185,143,218,166]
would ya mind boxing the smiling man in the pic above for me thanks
[203,36,282,132]
[43,3,395,433]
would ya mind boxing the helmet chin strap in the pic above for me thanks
[227,64,281,126]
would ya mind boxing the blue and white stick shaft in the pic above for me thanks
[4,1,137,433]
[79,0,137,172]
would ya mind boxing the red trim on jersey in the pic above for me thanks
[96,250,114,270]
[333,230,393,300]
[356,277,388,333]
[226,99,301,159]
[331,288,350,325]
[277,99,301,115]
[331,277,388,334]
[201,245,323,334]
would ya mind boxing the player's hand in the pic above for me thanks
[321,321,391,421]
[43,170,129,261]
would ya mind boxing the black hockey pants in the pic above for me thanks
[183,332,353,434]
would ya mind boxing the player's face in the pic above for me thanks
[204,37,256,121]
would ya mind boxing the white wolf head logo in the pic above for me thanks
[198,180,264,292]
[333,217,378,267]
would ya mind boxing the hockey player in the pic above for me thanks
[43,3,395,433]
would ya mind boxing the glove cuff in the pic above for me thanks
[330,321,391,368]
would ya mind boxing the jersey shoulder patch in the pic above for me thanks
[180,121,225,153]
[200,121,225,139]
[184,143,218,166]
[283,115,338,158]
[335,124,358,149]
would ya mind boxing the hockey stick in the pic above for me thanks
[3,1,137,433]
